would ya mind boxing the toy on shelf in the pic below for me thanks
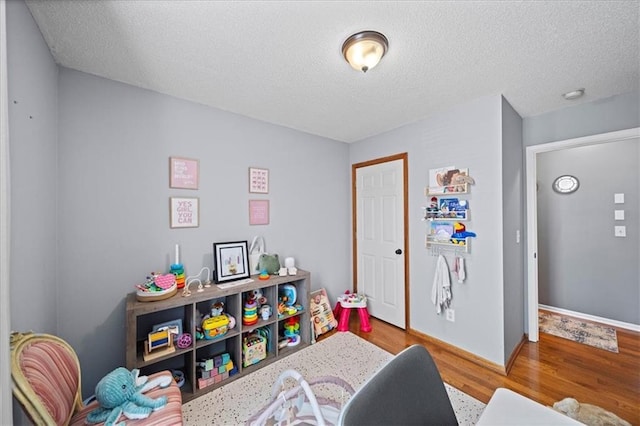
[243,294,259,326]
[197,352,237,389]
[278,284,299,318]
[282,316,300,347]
[182,266,212,297]
[143,325,179,361]
[243,333,267,367]
[176,333,192,349]
[171,264,185,289]
[259,269,270,280]
[450,222,477,245]
[135,272,177,302]
[201,301,235,339]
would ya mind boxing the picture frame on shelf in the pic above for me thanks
[213,240,250,283]
[151,319,183,343]
[169,157,199,190]
[170,197,199,228]
[249,167,269,194]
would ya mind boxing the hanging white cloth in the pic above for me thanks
[431,254,452,314]
[454,256,466,283]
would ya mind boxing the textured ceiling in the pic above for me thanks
[25,1,640,143]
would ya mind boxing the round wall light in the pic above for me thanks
[552,175,580,194]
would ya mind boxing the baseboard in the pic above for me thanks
[408,328,507,376]
[505,334,526,375]
[539,304,640,332]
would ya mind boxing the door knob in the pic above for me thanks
[395,249,402,255]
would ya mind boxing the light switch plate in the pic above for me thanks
[614,193,625,204]
[614,210,625,220]
[615,226,626,237]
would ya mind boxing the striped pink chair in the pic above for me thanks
[10,331,183,425]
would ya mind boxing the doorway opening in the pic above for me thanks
[526,127,640,341]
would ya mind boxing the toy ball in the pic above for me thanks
[177,333,192,349]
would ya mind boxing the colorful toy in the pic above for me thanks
[243,295,259,326]
[283,316,300,347]
[450,222,477,245]
[176,333,192,349]
[202,314,230,339]
[135,272,178,302]
[170,263,186,289]
[310,288,338,338]
[243,333,267,367]
[143,325,179,361]
[197,352,237,389]
[259,269,270,280]
[86,367,171,425]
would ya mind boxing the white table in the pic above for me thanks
[476,388,583,425]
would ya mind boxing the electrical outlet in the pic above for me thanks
[445,309,455,322]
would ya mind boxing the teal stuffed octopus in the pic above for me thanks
[87,367,171,426]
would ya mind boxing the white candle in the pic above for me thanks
[175,244,180,265]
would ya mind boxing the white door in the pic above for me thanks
[355,158,406,329]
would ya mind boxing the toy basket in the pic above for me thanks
[246,369,355,426]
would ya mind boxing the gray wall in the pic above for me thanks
[56,68,350,396]
[524,91,640,146]
[537,140,639,324]
[350,95,509,366]
[501,97,525,361]
[7,0,58,422]
[7,0,58,332]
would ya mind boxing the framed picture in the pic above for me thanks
[170,197,199,228]
[213,241,250,283]
[249,199,269,225]
[249,167,269,193]
[170,157,199,189]
[152,319,183,343]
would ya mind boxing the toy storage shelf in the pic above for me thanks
[126,269,311,403]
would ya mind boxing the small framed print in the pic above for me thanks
[249,167,269,194]
[249,199,269,225]
[213,241,250,283]
[170,197,199,228]
[170,157,199,189]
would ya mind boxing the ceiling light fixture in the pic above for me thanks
[342,30,388,73]
[562,88,585,100]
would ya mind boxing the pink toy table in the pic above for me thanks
[333,295,372,333]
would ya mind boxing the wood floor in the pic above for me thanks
[329,315,640,424]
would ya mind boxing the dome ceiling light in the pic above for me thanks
[342,31,389,73]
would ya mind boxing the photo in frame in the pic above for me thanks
[213,241,250,283]
[151,319,183,343]
[169,157,199,189]
[170,197,199,228]
[249,167,269,194]
[249,199,269,225]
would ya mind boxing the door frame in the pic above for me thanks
[525,127,639,341]
[352,153,409,329]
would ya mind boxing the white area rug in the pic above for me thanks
[182,332,485,425]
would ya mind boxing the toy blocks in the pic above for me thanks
[197,352,237,389]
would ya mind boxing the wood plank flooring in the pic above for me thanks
[325,315,640,424]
